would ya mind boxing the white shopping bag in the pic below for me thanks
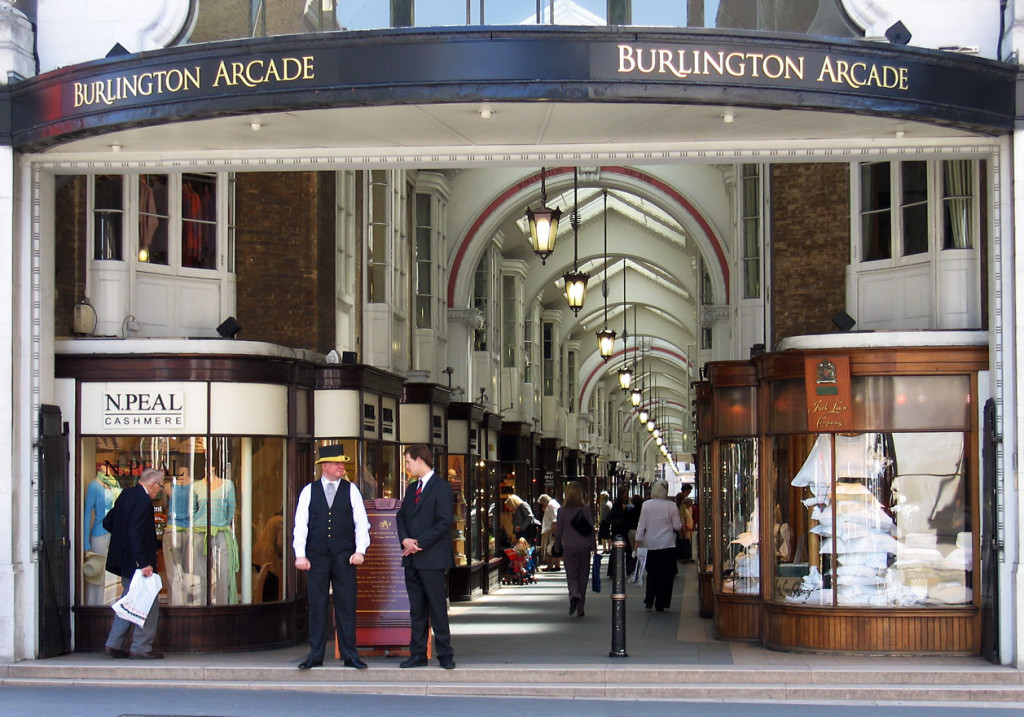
[630,547,648,586]
[112,569,163,627]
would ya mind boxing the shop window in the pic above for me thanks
[79,434,286,608]
[720,438,759,594]
[777,431,971,608]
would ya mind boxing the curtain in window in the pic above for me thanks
[943,161,972,250]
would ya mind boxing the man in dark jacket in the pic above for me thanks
[396,444,455,669]
[102,468,163,659]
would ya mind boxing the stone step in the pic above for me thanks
[4,662,1024,703]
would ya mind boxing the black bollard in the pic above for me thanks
[609,534,628,658]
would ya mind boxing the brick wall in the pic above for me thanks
[235,171,336,352]
[770,163,850,345]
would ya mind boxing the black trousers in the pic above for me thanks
[644,547,678,610]
[404,566,453,658]
[306,551,358,662]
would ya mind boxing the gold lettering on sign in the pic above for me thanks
[72,55,316,109]
[816,56,908,90]
[212,55,315,88]
[617,44,910,92]
[811,399,849,430]
[74,67,202,107]
[618,44,805,80]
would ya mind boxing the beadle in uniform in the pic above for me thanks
[292,444,370,669]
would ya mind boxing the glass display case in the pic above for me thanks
[706,361,761,641]
[693,380,714,618]
[760,340,984,654]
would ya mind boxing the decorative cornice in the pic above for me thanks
[700,305,731,326]
[447,307,484,329]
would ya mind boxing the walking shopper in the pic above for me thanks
[635,479,683,611]
[552,481,595,618]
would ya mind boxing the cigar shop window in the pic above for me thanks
[79,435,286,608]
[770,376,974,608]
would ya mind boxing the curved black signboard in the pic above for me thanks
[2,26,1017,150]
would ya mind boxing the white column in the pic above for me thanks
[0,1,38,664]
[446,308,482,402]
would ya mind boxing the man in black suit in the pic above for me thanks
[102,467,164,659]
[396,443,455,669]
[292,444,370,670]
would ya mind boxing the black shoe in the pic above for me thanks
[577,606,585,617]
[344,658,368,669]
[656,607,667,612]
[400,655,429,668]
[128,651,163,659]
[104,646,128,659]
[569,598,578,616]
[644,602,653,610]
[298,658,323,670]
[438,656,456,670]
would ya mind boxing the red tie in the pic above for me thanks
[415,480,423,504]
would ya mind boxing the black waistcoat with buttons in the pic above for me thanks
[306,480,356,558]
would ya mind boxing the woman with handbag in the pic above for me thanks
[552,481,595,618]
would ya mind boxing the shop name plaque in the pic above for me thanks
[803,356,852,433]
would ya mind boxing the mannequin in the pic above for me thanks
[82,463,122,605]
[192,466,238,604]
[162,466,199,605]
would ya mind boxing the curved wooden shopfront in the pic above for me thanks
[61,350,419,651]
[756,340,985,654]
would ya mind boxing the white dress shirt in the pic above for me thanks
[411,469,435,498]
[292,477,371,559]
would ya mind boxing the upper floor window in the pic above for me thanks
[857,159,977,264]
[501,274,517,368]
[542,321,555,396]
[740,164,762,300]
[92,172,229,273]
[367,170,391,303]
[415,192,433,329]
[473,251,490,351]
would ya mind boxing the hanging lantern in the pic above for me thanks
[563,269,589,314]
[617,364,633,391]
[630,386,642,407]
[596,327,617,360]
[526,168,561,264]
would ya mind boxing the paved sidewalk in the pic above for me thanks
[2,561,1021,705]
